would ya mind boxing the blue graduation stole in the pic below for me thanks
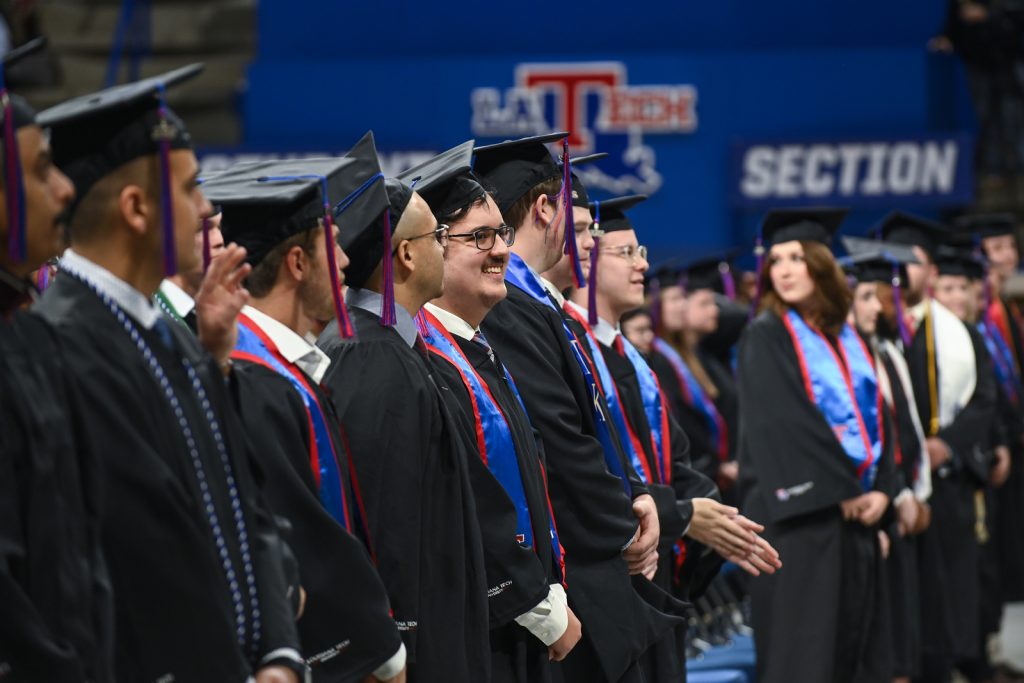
[978,320,1021,406]
[419,309,564,576]
[619,334,672,484]
[505,253,632,495]
[562,303,657,486]
[232,315,352,530]
[653,338,729,462]
[782,310,882,491]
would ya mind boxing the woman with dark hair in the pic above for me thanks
[738,208,894,683]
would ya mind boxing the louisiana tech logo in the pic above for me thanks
[471,62,698,196]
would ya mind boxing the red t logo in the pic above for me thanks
[518,65,623,151]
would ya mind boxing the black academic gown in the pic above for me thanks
[481,284,684,683]
[905,319,996,671]
[231,354,403,682]
[318,308,490,683]
[992,296,1024,601]
[876,344,924,680]
[427,332,561,683]
[35,273,300,682]
[0,303,114,683]
[737,311,892,683]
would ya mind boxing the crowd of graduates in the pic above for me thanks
[2,51,1024,683]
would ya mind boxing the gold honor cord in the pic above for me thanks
[924,303,940,437]
[975,490,990,544]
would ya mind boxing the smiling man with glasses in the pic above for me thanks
[402,142,583,681]
[317,133,490,683]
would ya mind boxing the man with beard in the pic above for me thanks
[0,38,116,682]
[400,141,583,681]
[842,237,933,683]
[34,65,304,682]
[318,133,489,682]
[201,154,407,683]
[874,212,996,681]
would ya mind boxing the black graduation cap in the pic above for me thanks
[760,207,848,246]
[869,211,949,257]
[841,235,918,284]
[954,212,1016,239]
[201,156,361,336]
[589,194,647,234]
[562,152,607,207]
[38,63,203,275]
[472,132,567,215]
[0,37,48,263]
[396,139,485,220]
[934,245,985,280]
[683,252,740,295]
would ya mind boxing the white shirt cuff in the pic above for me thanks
[514,583,569,646]
[372,642,406,681]
[894,488,914,507]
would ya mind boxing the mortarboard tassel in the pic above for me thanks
[379,208,397,327]
[890,260,913,349]
[0,67,25,264]
[201,215,212,273]
[720,261,737,300]
[153,83,177,276]
[561,140,585,289]
[35,260,55,292]
[587,200,601,325]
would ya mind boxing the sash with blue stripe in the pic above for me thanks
[619,335,672,484]
[783,310,882,491]
[653,338,729,462]
[419,310,564,575]
[505,253,632,495]
[232,316,352,530]
[979,320,1021,406]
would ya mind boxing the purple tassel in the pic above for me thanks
[588,235,599,325]
[720,262,736,300]
[891,262,913,348]
[319,181,353,339]
[154,83,177,276]
[379,209,397,327]
[414,309,429,338]
[561,140,585,288]
[1,68,25,264]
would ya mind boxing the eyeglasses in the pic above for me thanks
[448,224,515,251]
[392,224,450,255]
[600,244,648,264]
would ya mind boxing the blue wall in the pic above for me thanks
[236,0,973,264]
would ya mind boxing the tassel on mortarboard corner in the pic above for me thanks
[561,139,585,289]
[749,224,766,320]
[0,67,25,264]
[153,82,178,276]
[379,208,397,327]
[891,259,913,349]
[587,200,600,326]
[720,261,737,300]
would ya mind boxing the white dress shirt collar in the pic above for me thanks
[60,249,161,329]
[159,279,196,318]
[242,305,331,384]
[424,302,478,342]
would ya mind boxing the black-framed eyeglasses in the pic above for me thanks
[392,224,450,255]
[600,244,649,264]
[447,224,516,251]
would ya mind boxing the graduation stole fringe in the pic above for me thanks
[418,309,565,577]
[564,303,657,486]
[653,337,729,462]
[783,310,883,491]
[504,253,632,496]
[232,315,354,532]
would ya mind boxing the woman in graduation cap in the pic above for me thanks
[842,240,933,683]
[737,207,895,683]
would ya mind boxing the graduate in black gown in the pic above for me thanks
[34,66,305,683]
[401,143,583,681]
[474,134,683,683]
[317,136,489,683]
[0,41,115,680]
[201,156,408,683]
[738,208,894,683]
[969,213,1024,606]
[874,213,997,681]
[841,238,934,682]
